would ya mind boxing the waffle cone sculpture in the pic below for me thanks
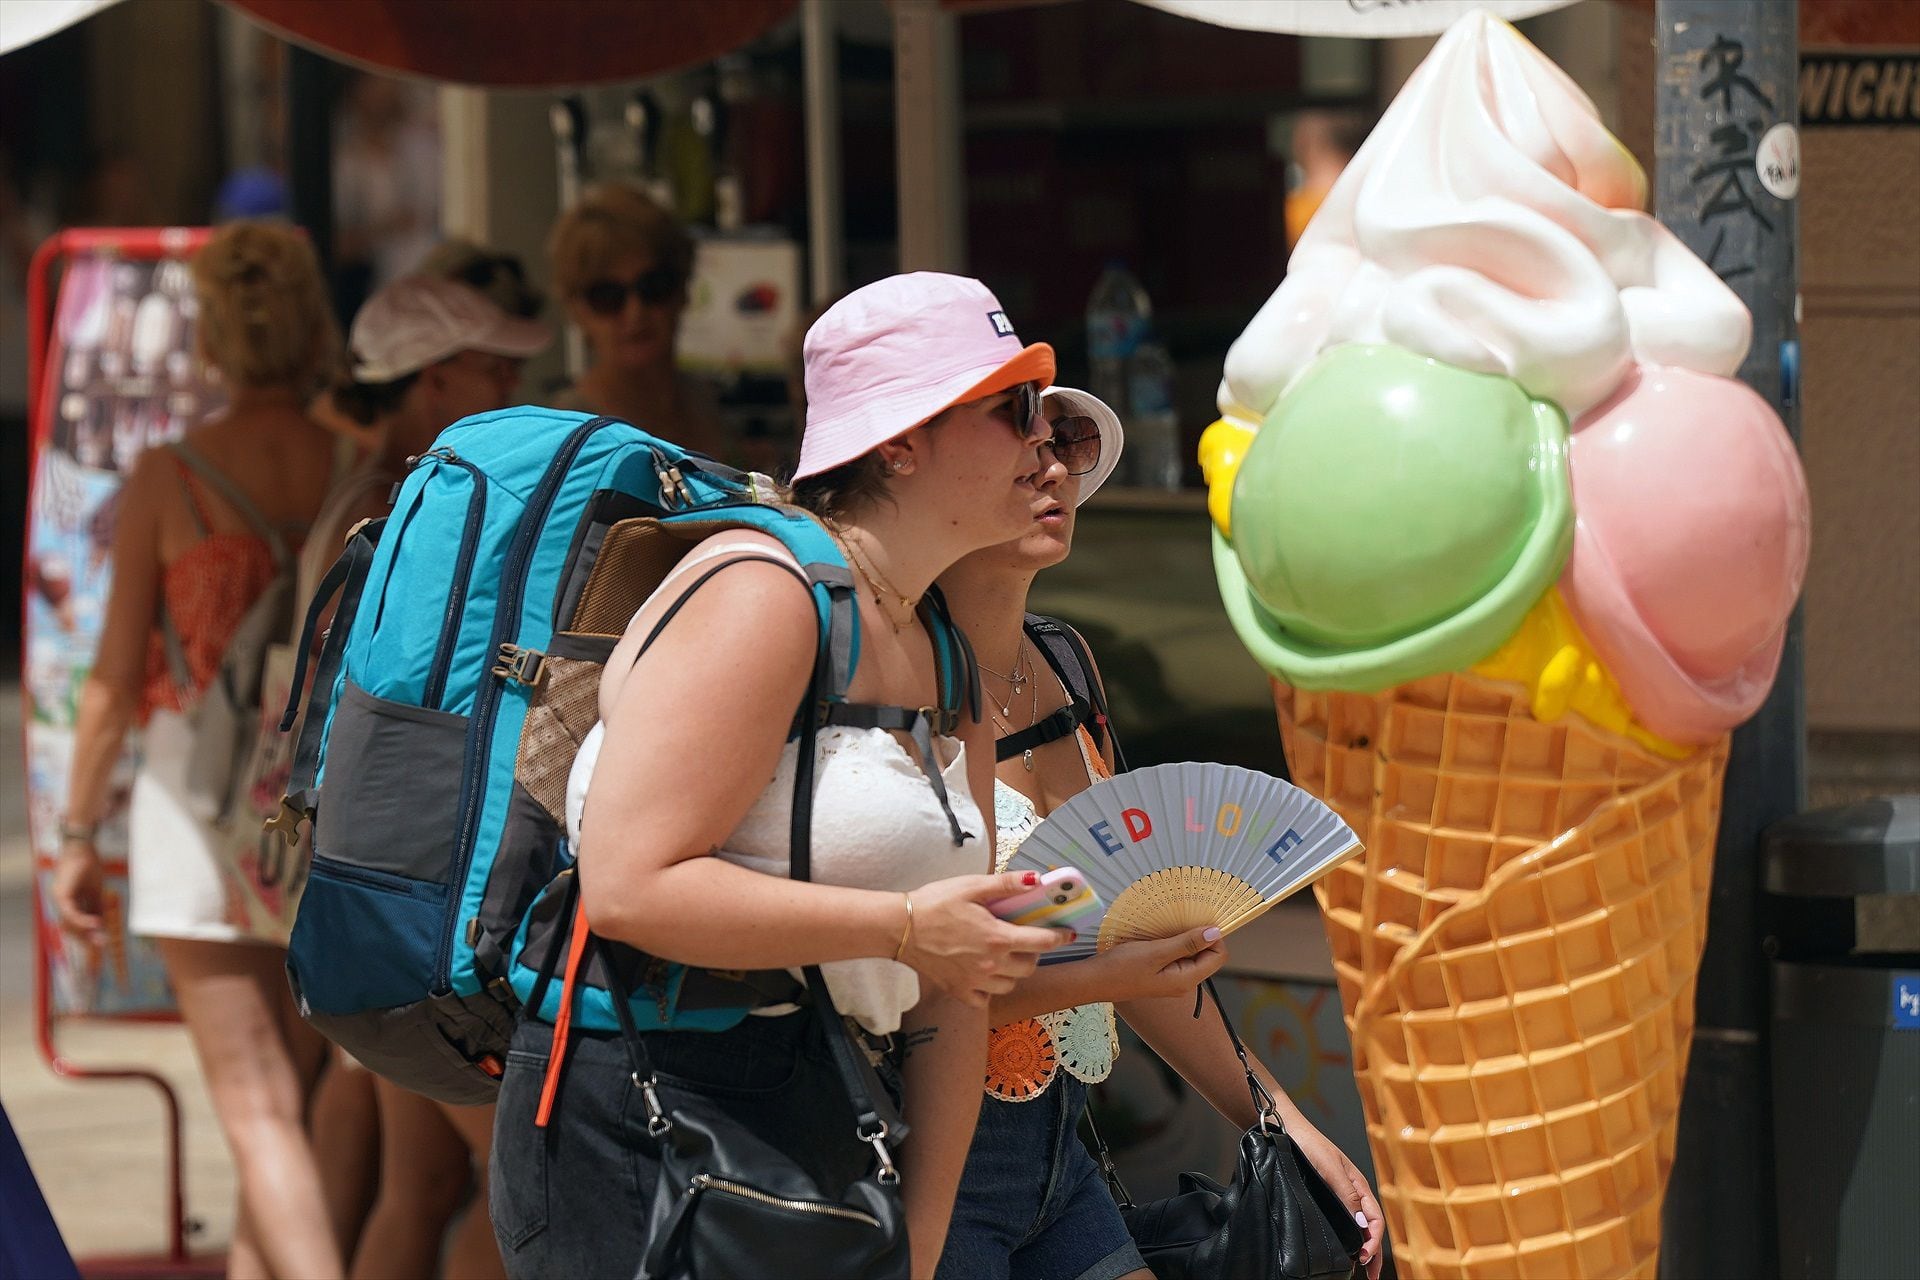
[1278,674,1726,1278]
[1202,16,1809,1277]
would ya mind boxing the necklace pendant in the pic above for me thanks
[1023,748,1035,772]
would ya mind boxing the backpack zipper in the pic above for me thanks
[437,417,619,992]
[689,1175,881,1229]
[421,449,488,711]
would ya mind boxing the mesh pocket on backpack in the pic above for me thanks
[515,652,603,826]
[569,518,688,635]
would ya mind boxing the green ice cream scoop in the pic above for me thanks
[1214,344,1573,692]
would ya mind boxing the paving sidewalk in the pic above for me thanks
[0,682,236,1265]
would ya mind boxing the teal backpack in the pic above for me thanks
[277,409,977,1104]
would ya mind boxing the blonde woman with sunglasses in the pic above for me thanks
[546,182,730,460]
[934,388,1386,1280]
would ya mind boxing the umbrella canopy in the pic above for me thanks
[1,0,797,84]
[226,0,797,87]
[7,0,1590,67]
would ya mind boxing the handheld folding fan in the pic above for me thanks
[1005,762,1362,964]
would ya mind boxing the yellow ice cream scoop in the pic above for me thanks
[1474,589,1691,758]
[1199,417,1256,536]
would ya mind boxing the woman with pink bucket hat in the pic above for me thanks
[490,273,1080,1277]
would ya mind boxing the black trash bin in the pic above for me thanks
[1763,795,1920,1280]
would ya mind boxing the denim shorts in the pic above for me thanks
[490,1008,893,1279]
[936,1077,1148,1280]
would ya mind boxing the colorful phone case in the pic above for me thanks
[990,867,1105,929]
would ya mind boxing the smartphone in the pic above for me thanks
[989,867,1104,930]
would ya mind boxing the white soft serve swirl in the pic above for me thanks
[1219,11,1752,425]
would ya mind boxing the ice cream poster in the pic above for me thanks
[25,249,220,1018]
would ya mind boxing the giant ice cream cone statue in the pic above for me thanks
[1203,14,1809,1278]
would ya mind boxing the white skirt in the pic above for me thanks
[129,708,300,946]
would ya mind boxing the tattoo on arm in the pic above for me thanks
[901,1027,939,1059]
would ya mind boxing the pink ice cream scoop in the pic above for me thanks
[1560,365,1810,743]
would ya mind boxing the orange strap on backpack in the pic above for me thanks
[534,896,593,1128]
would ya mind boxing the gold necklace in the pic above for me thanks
[988,652,1043,770]
[825,519,918,631]
[978,638,1031,718]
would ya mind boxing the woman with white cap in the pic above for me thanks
[933,388,1386,1280]
[489,273,1078,1277]
[309,274,551,1280]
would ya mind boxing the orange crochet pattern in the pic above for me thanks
[984,1017,1059,1102]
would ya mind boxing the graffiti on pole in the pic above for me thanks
[1689,33,1779,283]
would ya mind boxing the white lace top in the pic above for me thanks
[566,544,987,1035]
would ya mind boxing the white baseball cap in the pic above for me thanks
[1042,385,1125,505]
[349,275,551,383]
[796,273,1054,480]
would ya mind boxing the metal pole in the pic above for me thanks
[893,0,965,273]
[550,97,588,380]
[802,0,845,305]
[1653,3,1801,1277]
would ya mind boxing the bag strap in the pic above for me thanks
[926,585,981,726]
[525,869,579,1023]
[574,553,907,1166]
[784,584,977,848]
[267,517,383,843]
[787,645,910,1154]
[1023,614,1126,771]
[994,697,1092,764]
[1201,976,1281,1130]
[1083,978,1275,1208]
[537,553,808,1119]
[158,443,297,691]
[168,442,293,566]
[1081,1102,1136,1210]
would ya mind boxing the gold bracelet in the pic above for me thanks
[892,892,915,963]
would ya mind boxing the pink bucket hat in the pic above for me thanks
[795,272,1055,480]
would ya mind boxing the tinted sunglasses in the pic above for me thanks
[580,268,685,316]
[1043,413,1102,476]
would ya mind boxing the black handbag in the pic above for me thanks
[597,673,913,1280]
[605,953,911,1280]
[1086,980,1366,1280]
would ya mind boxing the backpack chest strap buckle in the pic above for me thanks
[492,643,548,687]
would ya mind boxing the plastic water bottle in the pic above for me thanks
[1128,339,1183,491]
[1086,262,1151,424]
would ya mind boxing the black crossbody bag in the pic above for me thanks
[1085,980,1365,1280]
[602,674,912,1280]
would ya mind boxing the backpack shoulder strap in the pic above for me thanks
[1023,613,1126,772]
[659,505,859,703]
[168,442,291,567]
[923,584,980,726]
